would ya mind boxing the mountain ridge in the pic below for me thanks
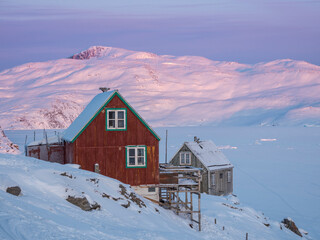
[0,46,319,129]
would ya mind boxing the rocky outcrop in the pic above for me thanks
[0,126,19,154]
[66,195,100,211]
[281,218,302,237]
[69,46,111,60]
[15,99,83,129]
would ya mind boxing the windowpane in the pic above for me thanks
[211,173,215,185]
[220,173,223,179]
[118,111,124,119]
[126,146,146,168]
[227,171,231,183]
[180,153,185,164]
[186,153,190,164]
[148,187,155,192]
[137,148,144,156]
[129,149,135,157]
[138,157,144,165]
[108,111,115,119]
[109,120,115,128]
[129,157,135,165]
[118,120,124,128]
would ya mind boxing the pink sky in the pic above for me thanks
[0,0,319,71]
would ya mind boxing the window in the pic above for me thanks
[180,152,191,165]
[211,173,215,186]
[227,171,231,183]
[106,109,126,130]
[148,187,156,192]
[126,146,147,168]
[219,173,223,179]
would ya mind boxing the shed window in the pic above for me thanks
[106,109,127,130]
[180,152,191,165]
[220,173,223,179]
[227,171,231,183]
[211,173,215,186]
[126,146,147,168]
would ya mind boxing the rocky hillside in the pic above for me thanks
[0,46,319,129]
[0,153,308,239]
[0,126,19,154]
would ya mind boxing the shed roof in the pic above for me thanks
[184,140,233,171]
[62,90,160,142]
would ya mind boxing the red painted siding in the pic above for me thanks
[71,95,159,186]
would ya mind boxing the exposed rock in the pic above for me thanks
[119,184,146,208]
[69,46,111,60]
[15,99,83,130]
[60,172,72,178]
[66,195,100,211]
[121,201,131,208]
[102,193,110,199]
[0,126,19,154]
[6,186,21,196]
[281,218,302,237]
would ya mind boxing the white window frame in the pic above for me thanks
[126,146,147,168]
[106,109,126,130]
[179,152,191,165]
[227,170,231,183]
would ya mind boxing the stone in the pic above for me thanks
[6,186,21,196]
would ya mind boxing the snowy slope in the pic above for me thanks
[0,153,307,240]
[0,46,320,129]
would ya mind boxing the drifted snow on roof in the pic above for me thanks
[62,90,115,142]
[185,140,233,171]
[27,135,61,147]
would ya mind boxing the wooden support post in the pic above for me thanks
[246,233,248,240]
[198,193,201,231]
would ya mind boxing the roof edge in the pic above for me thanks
[63,90,160,143]
[63,91,116,143]
[115,91,160,141]
[169,142,210,172]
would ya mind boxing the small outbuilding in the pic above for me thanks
[169,138,233,196]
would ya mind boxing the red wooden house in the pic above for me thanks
[28,89,160,200]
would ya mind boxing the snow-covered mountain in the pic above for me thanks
[0,153,308,239]
[1,46,320,129]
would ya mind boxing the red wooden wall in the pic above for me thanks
[69,95,159,186]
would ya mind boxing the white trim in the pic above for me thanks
[126,146,146,167]
[179,151,191,165]
[107,109,126,130]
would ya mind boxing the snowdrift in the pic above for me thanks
[0,153,307,240]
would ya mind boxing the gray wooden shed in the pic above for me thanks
[169,139,234,196]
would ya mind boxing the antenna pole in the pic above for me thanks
[165,129,168,164]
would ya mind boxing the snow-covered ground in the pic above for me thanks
[0,153,308,240]
[156,126,320,239]
[3,126,320,239]
[0,46,320,129]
